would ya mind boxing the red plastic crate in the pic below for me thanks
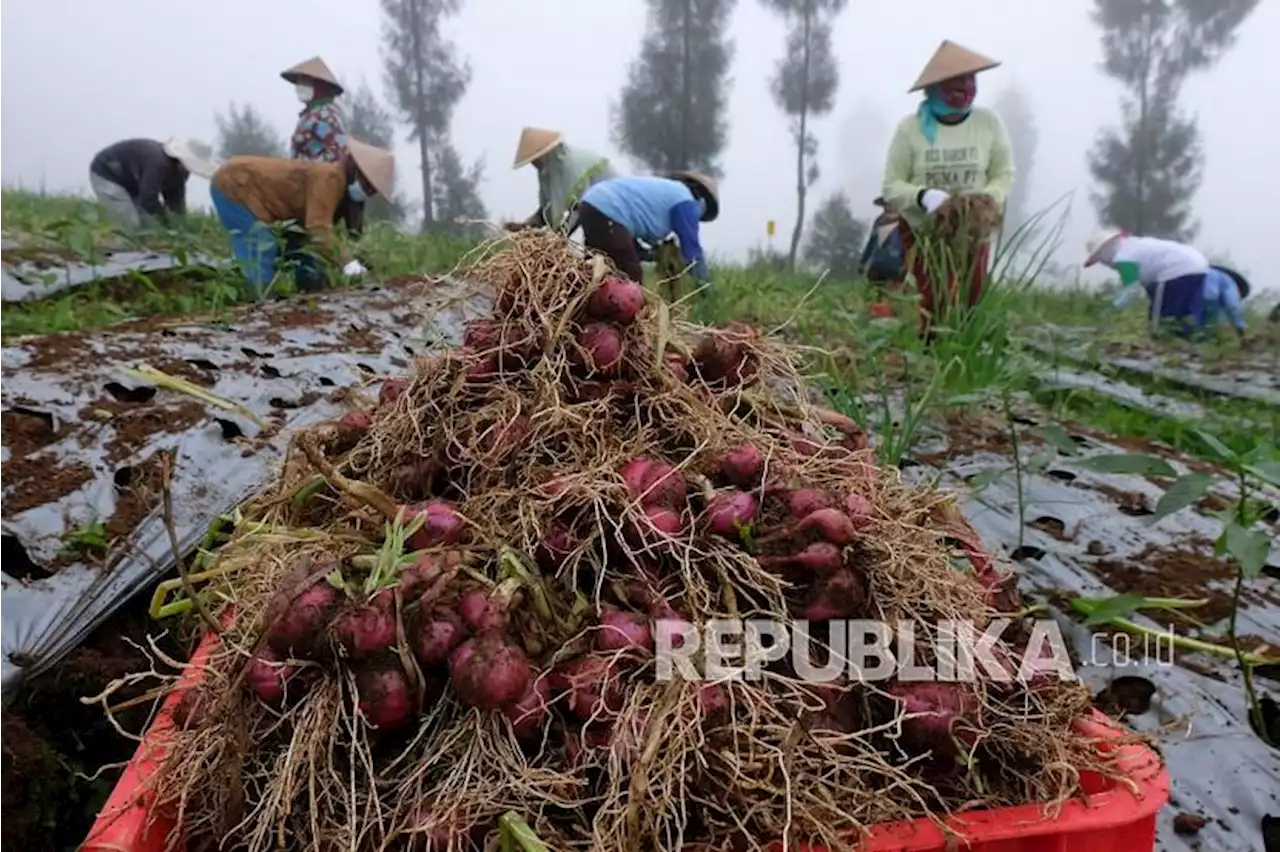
[85,632,1168,852]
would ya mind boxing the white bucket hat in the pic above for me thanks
[163,137,217,179]
[1084,228,1127,267]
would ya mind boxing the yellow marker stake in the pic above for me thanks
[766,220,776,237]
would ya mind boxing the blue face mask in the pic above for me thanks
[348,180,368,203]
[917,85,974,144]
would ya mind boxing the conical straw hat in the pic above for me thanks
[669,171,719,222]
[348,138,395,199]
[281,56,344,94]
[513,127,563,169]
[909,40,1000,92]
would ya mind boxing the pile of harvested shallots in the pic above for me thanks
[130,231,1129,852]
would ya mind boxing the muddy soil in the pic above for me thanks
[1,586,190,852]
[1093,537,1280,643]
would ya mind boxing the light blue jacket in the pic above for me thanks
[580,176,708,281]
[1202,267,1246,332]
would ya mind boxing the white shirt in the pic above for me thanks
[1112,236,1208,284]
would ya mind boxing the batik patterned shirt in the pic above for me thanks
[291,99,348,164]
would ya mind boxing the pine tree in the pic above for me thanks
[214,103,285,159]
[804,191,866,280]
[380,0,471,230]
[612,0,737,177]
[430,141,488,239]
[345,82,411,225]
[1088,0,1259,241]
[760,0,846,269]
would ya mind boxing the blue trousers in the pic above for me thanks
[210,188,325,296]
[1147,273,1207,338]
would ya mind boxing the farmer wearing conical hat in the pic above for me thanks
[283,57,349,164]
[209,139,393,297]
[88,137,217,229]
[572,172,718,291]
[1085,230,1251,339]
[881,40,1015,333]
[507,127,617,232]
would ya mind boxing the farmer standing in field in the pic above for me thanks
[880,40,1015,334]
[208,139,393,297]
[282,57,349,164]
[1086,229,1252,339]
[506,127,617,233]
[571,172,718,299]
[88,138,216,230]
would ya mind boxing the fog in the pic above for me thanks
[2,0,1277,289]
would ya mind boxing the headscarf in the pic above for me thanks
[916,74,977,144]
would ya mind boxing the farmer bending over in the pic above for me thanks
[572,172,718,291]
[1085,230,1250,339]
[282,56,349,164]
[88,137,216,230]
[209,139,393,298]
[881,40,1015,334]
[506,127,616,233]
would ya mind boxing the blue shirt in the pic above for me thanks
[1202,267,1246,332]
[580,177,708,281]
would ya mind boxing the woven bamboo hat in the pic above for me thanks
[669,171,719,222]
[909,40,1000,92]
[281,56,344,95]
[348,139,395,199]
[513,128,563,169]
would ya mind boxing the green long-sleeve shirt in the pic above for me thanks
[881,106,1016,232]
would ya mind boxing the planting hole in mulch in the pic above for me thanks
[103,381,156,405]
[1,533,50,581]
[1093,675,1156,716]
[1088,482,1153,517]
[216,418,244,441]
[1086,539,1114,556]
[1172,812,1208,836]
[1010,545,1046,562]
[261,363,282,378]
[241,346,274,360]
[1,408,59,458]
[1264,815,1280,852]
[1249,695,1280,749]
[1045,469,1077,482]
[1028,516,1069,541]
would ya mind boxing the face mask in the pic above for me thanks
[698,197,708,219]
[295,83,315,103]
[348,180,368,203]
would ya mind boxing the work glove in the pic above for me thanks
[920,189,950,214]
[343,259,367,278]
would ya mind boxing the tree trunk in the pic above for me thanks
[409,0,434,230]
[787,2,813,270]
[680,0,692,171]
[1134,9,1153,235]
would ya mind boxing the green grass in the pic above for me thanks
[2,190,473,338]
[4,189,1274,468]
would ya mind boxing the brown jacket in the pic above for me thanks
[212,156,349,261]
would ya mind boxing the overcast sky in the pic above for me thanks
[2,0,1277,289]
